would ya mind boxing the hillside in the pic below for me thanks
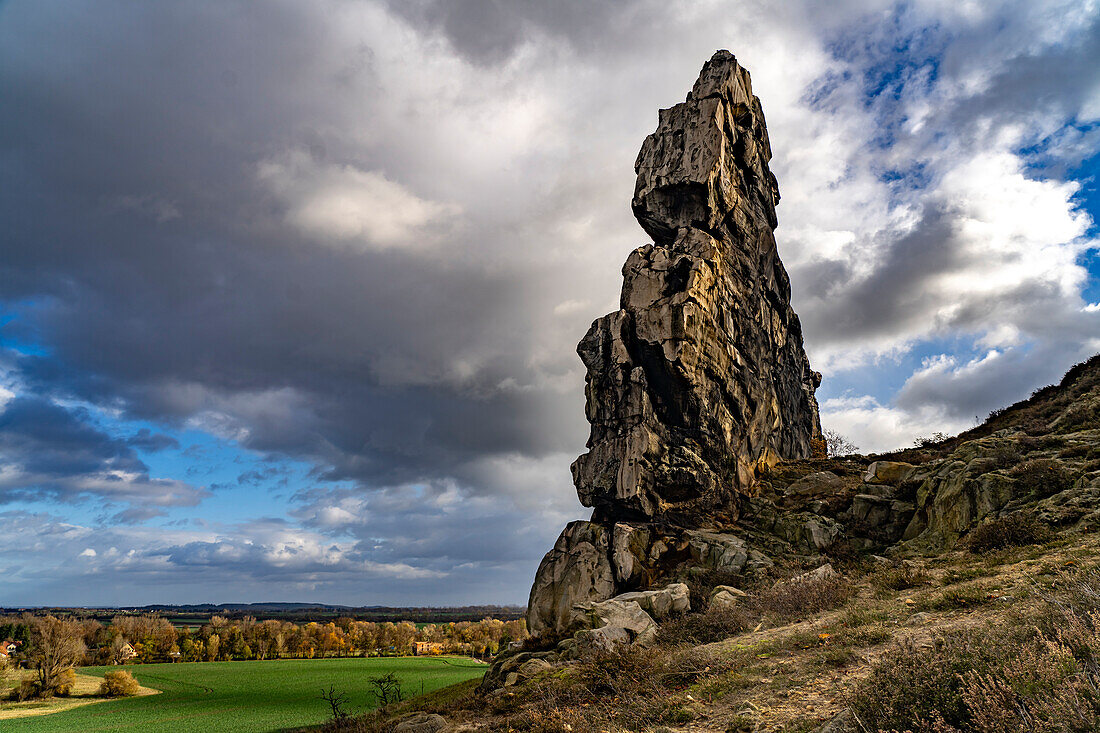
[323,353,1100,732]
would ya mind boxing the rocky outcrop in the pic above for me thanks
[526,50,824,639]
[573,50,822,524]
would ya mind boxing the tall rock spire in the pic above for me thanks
[526,51,823,636]
[571,50,822,524]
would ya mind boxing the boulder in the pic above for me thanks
[863,461,914,485]
[709,585,747,611]
[526,521,615,635]
[612,583,690,620]
[787,471,844,497]
[393,714,448,733]
[685,530,750,573]
[581,598,657,637]
[783,563,838,585]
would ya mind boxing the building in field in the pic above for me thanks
[412,641,444,656]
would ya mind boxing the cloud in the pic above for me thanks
[257,149,461,249]
[0,0,1097,602]
[0,396,207,512]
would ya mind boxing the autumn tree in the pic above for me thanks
[26,615,86,697]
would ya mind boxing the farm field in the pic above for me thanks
[8,657,486,732]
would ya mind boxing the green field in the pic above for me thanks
[11,657,486,732]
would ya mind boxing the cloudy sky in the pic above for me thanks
[1,0,1097,607]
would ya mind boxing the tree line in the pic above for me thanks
[2,612,527,670]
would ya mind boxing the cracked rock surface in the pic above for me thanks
[528,51,823,636]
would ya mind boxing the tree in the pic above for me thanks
[370,672,403,706]
[320,684,350,722]
[823,428,859,457]
[26,615,86,697]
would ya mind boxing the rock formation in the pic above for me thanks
[527,51,823,637]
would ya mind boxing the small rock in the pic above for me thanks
[782,563,838,586]
[393,713,448,733]
[904,612,931,626]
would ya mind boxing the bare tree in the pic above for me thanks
[27,615,86,696]
[370,672,404,706]
[321,684,350,721]
[823,429,859,457]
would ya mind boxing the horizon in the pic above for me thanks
[1,0,1098,607]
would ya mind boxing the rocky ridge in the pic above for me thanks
[525,50,824,642]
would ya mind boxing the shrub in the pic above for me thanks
[848,630,1022,731]
[99,669,140,697]
[15,679,38,701]
[967,513,1050,552]
[871,564,930,591]
[657,605,754,645]
[53,668,77,696]
[1009,458,1076,498]
[987,443,1021,469]
[850,572,1100,732]
[753,574,854,623]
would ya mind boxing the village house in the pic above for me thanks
[411,641,444,656]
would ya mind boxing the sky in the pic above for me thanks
[0,0,1098,607]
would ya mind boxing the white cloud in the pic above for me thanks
[257,149,461,249]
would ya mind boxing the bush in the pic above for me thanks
[15,679,38,701]
[683,569,742,612]
[53,668,77,696]
[850,572,1100,732]
[1009,458,1076,498]
[848,629,1024,731]
[99,670,141,697]
[657,605,754,645]
[753,574,854,623]
[871,564,930,591]
[967,513,1050,552]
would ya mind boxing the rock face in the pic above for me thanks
[527,51,823,637]
[572,49,822,525]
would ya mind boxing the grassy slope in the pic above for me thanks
[10,657,485,733]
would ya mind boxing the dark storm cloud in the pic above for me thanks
[0,395,206,509]
[382,0,658,65]
[0,0,580,501]
[127,429,180,453]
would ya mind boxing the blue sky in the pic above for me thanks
[0,0,1097,607]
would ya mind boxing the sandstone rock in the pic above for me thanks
[572,49,821,523]
[526,521,615,635]
[581,598,657,637]
[612,523,652,585]
[394,713,448,733]
[613,582,690,620]
[578,624,634,653]
[863,461,914,485]
[684,530,750,573]
[516,658,553,678]
[787,471,845,496]
[526,51,824,639]
[783,563,838,585]
[709,584,747,611]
